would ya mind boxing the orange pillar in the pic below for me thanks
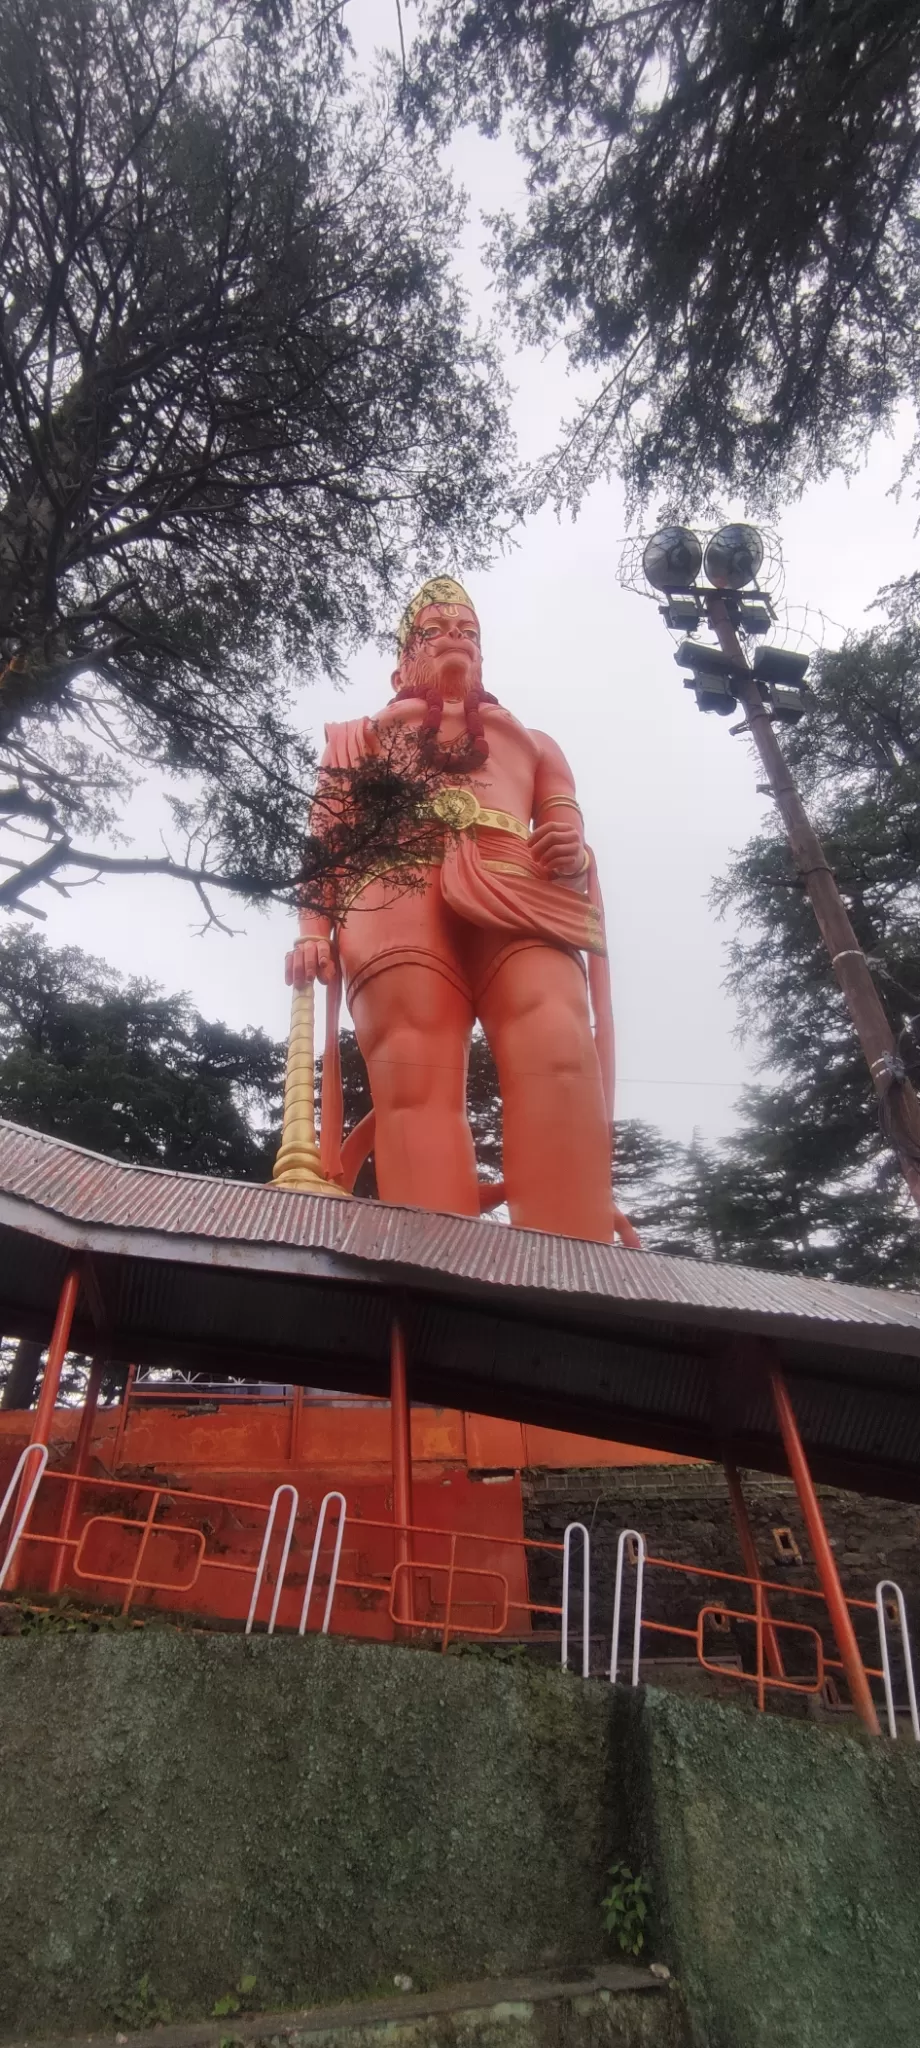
[390,1316,413,1623]
[770,1367,879,1734]
[49,1356,104,1596]
[31,1268,81,1450]
[5,1268,82,1591]
[724,1458,786,1682]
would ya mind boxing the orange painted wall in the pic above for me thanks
[0,1398,691,1637]
[0,1400,694,1476]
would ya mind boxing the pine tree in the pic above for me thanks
[412,0,920,510]
[692,590,920,1286]
[0,928,284,1177]
[0,0,511,919]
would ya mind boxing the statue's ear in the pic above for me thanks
[390,668,402,694]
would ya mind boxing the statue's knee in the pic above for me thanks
[498,992,592,1083]
[368,1027,464,1114]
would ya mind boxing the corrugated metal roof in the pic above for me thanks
[1,1117,919,1343]
[4,1119,920,1496]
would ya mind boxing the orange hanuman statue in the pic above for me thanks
[286,577,638,1247]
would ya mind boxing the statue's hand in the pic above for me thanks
[286,937,336,987]
[529,819,586,879]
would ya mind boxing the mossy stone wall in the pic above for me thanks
[3,1635,920,2047]
[0,1633,620,2038]
[619,1687,920,2048]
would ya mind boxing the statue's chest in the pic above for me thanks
[433,705,538,783]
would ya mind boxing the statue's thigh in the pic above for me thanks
[341,872,474,1112]
[339,869,463,1004]
[474,938,592,1060]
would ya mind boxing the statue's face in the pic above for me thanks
[402,603,482,698]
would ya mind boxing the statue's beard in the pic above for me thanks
[394,641,497,767]
[406,646,482,699]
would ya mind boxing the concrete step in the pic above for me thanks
[12,1963,686,2048]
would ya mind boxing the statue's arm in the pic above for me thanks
[529,729,588,883]
[285,724,363,989]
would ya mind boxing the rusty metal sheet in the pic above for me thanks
[2,1118,920,1345]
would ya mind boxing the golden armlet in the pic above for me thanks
[534,794,584,819]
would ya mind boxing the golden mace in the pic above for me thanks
[272,980,348,1196]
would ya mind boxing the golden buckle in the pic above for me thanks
[430,787,482,830]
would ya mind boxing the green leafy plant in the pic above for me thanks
[113,1973,173,2028]
[601,1863,652,1957]
[212,1974,258,2018]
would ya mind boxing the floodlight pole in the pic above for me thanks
[707,594,920,1212]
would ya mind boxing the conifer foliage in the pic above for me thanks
[413,0,920,510]
[0,0,510,919]
[698,591,920,1287]
[0,927,284,1176]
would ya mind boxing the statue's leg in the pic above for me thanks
[476,940,615,1242]
[350,961,479,1213]
[338,870,480,1213]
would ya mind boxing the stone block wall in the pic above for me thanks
[523,1464,920,1695]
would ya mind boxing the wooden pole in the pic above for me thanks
[707,594,920,1210]
[769,1367,879,1734]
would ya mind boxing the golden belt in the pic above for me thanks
[340,791,532,914]
[429,787,529,839]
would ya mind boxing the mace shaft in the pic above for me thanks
[272,980,347,1197]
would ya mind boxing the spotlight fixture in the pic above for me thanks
[673,641,740,680]
[642,526,703,592]
[673,638,739,715]
[736,601,772,636]
[703,523,764,590]
[659,597,701,632]
[752,647,810,686]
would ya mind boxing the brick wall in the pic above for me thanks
[522,1464,920,1696]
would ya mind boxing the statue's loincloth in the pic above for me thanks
[338,813,604,1011]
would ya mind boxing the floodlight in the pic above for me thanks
[660,598,701,632]
[752,646,810,685]
[703,524,764,590]
[673,640,739,680]
[737,601,772,636]
[642,526,703,592]
[767,684,808,724]
[695,683,738,716]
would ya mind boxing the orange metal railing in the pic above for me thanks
[609,1527,912,1724]
[0,1456,585,1654]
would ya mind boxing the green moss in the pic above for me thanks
[3,1637,918,2048]
[0,1633,623,2037]
[627,1687,920,2048]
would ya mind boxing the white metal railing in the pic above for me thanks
[0,1442,49,1590]
[299,1491,347,1636]
[876,1579,920,1742]
[561,1521,591,1676]
[609,1528,646,1686]
[245,1483,300,1635]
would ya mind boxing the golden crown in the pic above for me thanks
[396,576,476,652]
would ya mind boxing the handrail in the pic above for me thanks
[245,1484,299,1636]
[0,1442,49,1590]
[561,1522,591,1676]
[610,1528,645,1686]
[876,1580,920,1742]
[299,1491,347,1636]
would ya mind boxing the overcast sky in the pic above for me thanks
[23,5,920,1147]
